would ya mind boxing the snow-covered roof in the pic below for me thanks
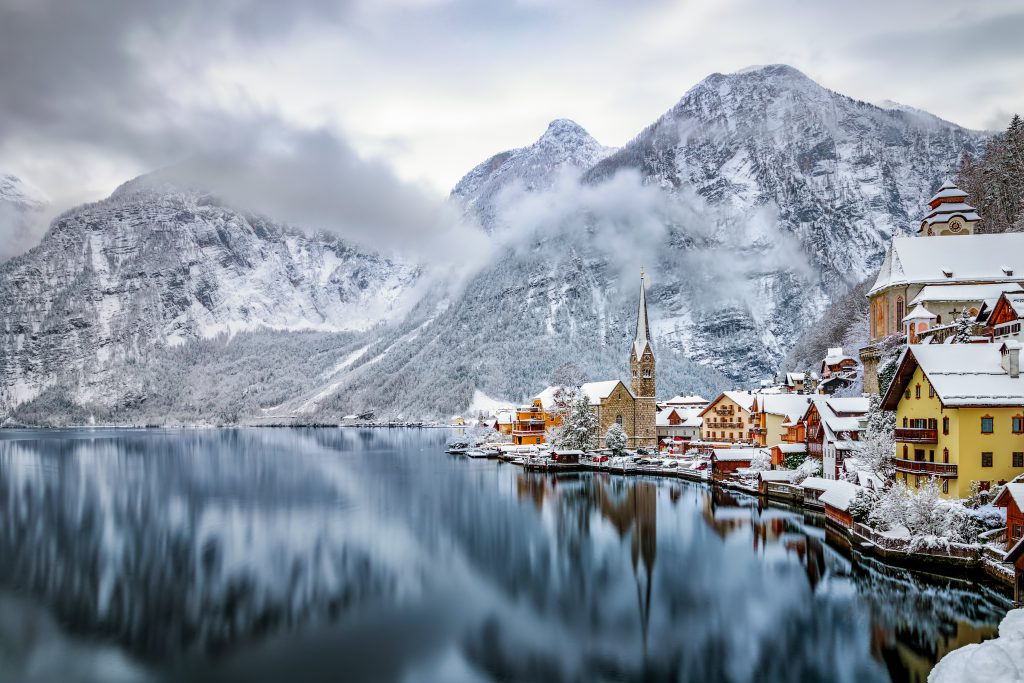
[713,447,764,462]
[883,344,1024,408]
[580,380,630,405]
[902,304,937,323]
[532,385,563,410]
[665,394,708,406]
[922,201,980,226]
[823,347,854,366]
[817,480,862,512]
[773,443,807,453]
[926,181,968,204]
[784,372,805,386]
[756,394,811,421]
[910,283,1023,306]
[996,483,1024,511]
[999,292,1024,319]
[758,470,798,483]
[799,477,834,491]
[870,233,1024,295]
[723,391,756,411]
[496,412,513,425]
[826,396,870,414]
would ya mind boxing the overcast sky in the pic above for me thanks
[1,0,1022,235]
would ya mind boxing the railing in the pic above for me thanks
[895,427,937,444]
[893,458,957,476]
[714,421,744,428]
[851,522,981,560]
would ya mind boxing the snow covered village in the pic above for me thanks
[3,1,1024,682]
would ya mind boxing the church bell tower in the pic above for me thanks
[630,268,657,448]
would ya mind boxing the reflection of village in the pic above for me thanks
[512,470,1000,682]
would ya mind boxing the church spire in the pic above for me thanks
[634,266,652,356]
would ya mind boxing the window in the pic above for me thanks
[1015,525,1023,540]
[943,448,949,463]
[981,417,994,434]
[914,449,925,461]
[928,385,935,399]
[905,389,911,400]
[982,452,993,467]
[903,417,908,427]
[929,450,935,462]
[643,368,651,379]
[1014,416,1024,434]
[928,418,937,430]
[615,414,623,426]
[1014,452,1024,468]
[942,480,949,494]
[915,385,921,399]
[902,445,909,459]
[942,417,949,435]
[896,297,905,327]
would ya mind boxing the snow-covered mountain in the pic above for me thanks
[0,176,418,410]
[0,66,991,422]
[450,118,615,233]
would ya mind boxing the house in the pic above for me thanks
[711,448,764,477]
[510,385,570,445]
[861,206,1024,393]
[799,477,833,509]
[770,442,807,468]
[986,291,1024,343]
[817,480,862,528]
[750,394,811,447]
[995,482,1024,604]
[700,391,756,443]
[783,372,808,394]
[656,407,702,444]
[802,396,869,480]
[495,411,514,436]
[818,347,858,395]
[906,282,1023,341]
[880,342,1024,498]
[756,469,799,495]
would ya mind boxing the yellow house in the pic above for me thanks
[699,391,756,443]
[880,342,1024,498]
[750,394,811,447]
[511,386,566,446]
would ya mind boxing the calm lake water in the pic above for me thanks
[0,428,1011,683]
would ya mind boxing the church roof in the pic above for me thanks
[910,282,1023,306]
[902,303,937,322]
[869,234,1024,295]
[927,180,969,205]
[580,380,632,405]
[633,270,653,357]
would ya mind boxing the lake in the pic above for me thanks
[0,427,1011,683]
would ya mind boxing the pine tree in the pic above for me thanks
[557,394,598,451]
[952,308,974,344]
[604,422,628,455]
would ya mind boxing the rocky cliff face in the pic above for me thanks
[0,177,418,410]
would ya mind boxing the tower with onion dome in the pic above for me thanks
[918,180,980,236]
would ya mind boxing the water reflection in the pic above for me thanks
[0,428,1010,682]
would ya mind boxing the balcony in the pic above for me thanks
[893,458,957,477]
[894,427,937,444]
[714,421,744,429]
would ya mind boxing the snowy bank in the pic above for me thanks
[928,609,1024,683]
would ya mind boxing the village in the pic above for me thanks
[450,180,1024,608]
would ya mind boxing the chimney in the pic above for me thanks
[1002,341,1021,378]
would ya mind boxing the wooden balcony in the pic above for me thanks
[893,458,957,477]
[715,421,744,429]
[894,427,937,444]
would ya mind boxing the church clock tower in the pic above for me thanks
[630,269,657,448]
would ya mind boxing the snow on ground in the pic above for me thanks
[928,608,1024,683]
[466,389,515,415]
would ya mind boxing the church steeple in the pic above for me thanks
[630,268,656,399]
[634,266,652,357]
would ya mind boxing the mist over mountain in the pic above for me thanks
[0,66,988,424]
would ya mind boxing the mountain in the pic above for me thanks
[0,176,418,412]
[450,118,615,232]
[0,66,992,423]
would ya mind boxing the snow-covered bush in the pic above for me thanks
[848,488,878,524]
[857,395,896,482]
[749,449,771,471]
[869,483,910,531]
[793,458,821,484]
[605,423,628,455]
[905,478,947,537]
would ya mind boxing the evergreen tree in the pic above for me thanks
[952,308,974,344]
[604,423,628,455]
[557,394,598,451]
[858,394,896,483]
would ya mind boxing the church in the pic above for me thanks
[580,270,658,449]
